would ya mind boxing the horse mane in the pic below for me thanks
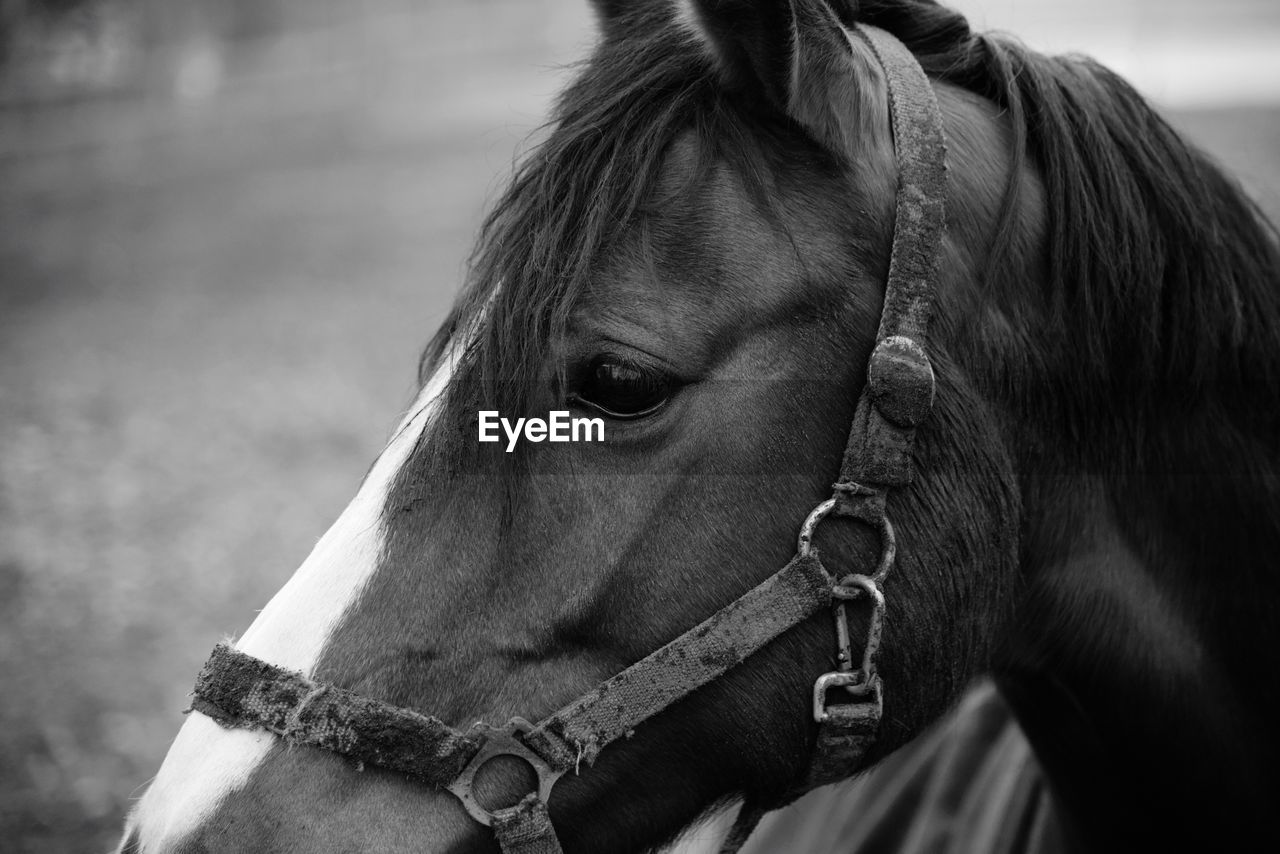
[844,0,1280,441]
[420,9,794,420]
[425,0,1280,452]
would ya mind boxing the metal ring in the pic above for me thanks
[797,498,839,557]
[797,500,896,586]
[833,574,885,606]
[445,718,566,827]
[869,516,896,584]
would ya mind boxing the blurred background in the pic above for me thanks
[1,1,1276,850]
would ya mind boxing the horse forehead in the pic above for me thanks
[125,359,458,850]
[592,165,843,333]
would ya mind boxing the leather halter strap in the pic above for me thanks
[188,22,945,854]
[839,24,945,489]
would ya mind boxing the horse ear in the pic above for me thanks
[684,0,885,157]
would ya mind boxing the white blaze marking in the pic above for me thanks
[663,801,742,854]
[127,349,461,851]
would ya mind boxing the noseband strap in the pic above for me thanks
[192,643,483,784]
[189,22,945,854]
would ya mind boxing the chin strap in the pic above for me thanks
[187,21,944,854]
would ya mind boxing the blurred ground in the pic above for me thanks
[0,1,1277,852]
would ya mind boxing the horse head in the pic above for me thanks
[121,1,1280,852]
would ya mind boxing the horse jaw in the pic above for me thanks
[121,355,459,852]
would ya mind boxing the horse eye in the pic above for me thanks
[571,356,673,419]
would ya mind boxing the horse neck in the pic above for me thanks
[930,61,1280,840]
[995,379,1280,849]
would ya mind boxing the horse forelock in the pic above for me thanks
[423,14,864,445]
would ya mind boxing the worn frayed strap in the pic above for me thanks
[842,394,920,486]
[191,644,481,787]
[839,23,946,490]
[854,23,946,345]
[806,694,884,789]
[525,553,835,770]
[492,794,565,854]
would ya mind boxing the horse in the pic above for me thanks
[119,0,1280,851]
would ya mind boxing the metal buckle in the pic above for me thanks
[813,671,884,723]
[445,717,566,826]
[798,488,895,724]
[813,573,886,723]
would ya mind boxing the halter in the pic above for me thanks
[188,23,945,854]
